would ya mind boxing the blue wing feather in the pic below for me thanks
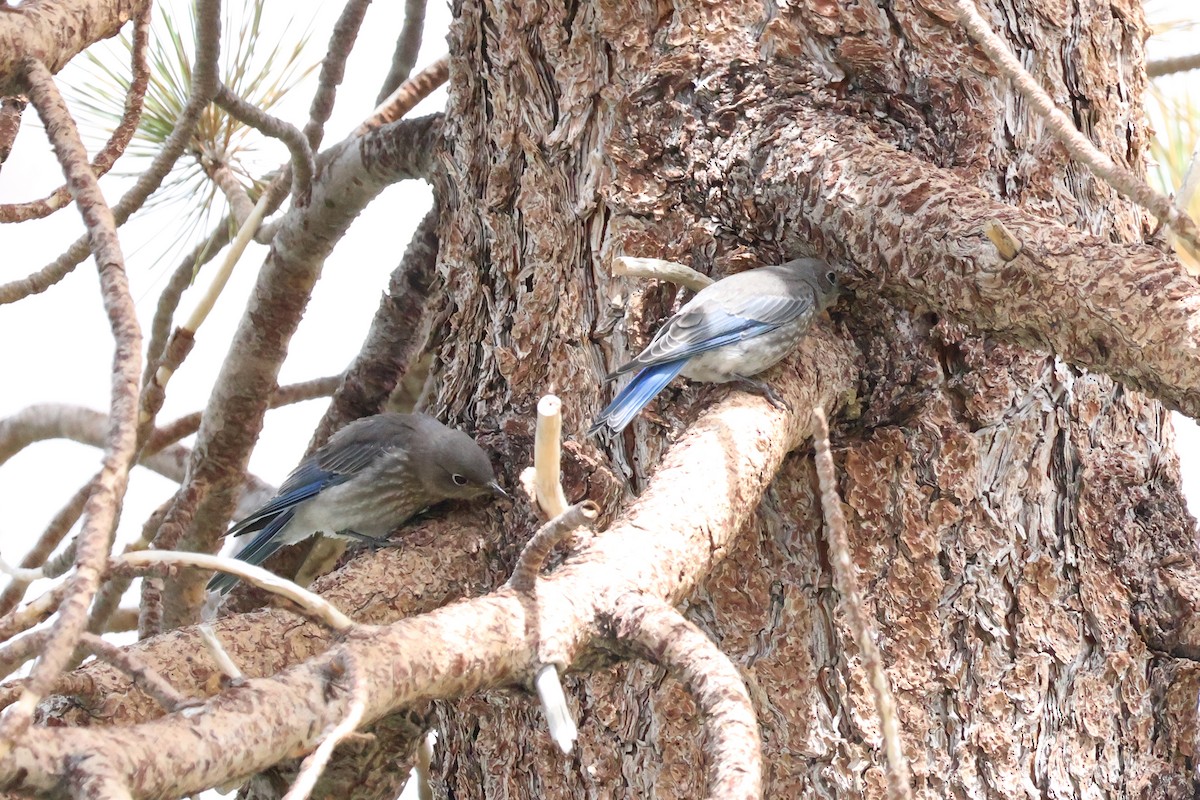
[207,508,297,593]
[589,360,686,435]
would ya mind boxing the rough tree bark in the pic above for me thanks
[3,0,1200,797]
[422,0,1200,797]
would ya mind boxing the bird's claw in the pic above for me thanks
[735,377,792,412]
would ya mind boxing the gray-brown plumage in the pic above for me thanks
[208,413,505,593]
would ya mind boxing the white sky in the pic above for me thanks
[0,2,1197,612]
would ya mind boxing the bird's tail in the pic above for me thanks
[588,361,684,435]
[207,509,296,594]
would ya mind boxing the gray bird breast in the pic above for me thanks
[287,453,429,542]
[680,316,811,383]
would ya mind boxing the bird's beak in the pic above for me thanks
[488,481,510,500]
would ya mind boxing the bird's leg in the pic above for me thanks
[732,376,792,412]
[339,530,403,551]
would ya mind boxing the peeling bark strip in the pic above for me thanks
[0,0,146,96]
[1,332,855,796]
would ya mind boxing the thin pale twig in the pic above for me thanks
[118,550,355,631]
[811,407,912,800]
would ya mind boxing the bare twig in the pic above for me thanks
[610,255,714,292]
[0,0,151,223]
[531,395,569,518]
[0,56,143,756]
[811,407,912,800]
[283,652,369,800]
[198,623,244,683]
[117,551,354,632]
[358,56,448,136]
[303,0,371,149]
[611,594,762,799]
[533,664,577,754]
[375,0,428,104]
[143,216,235,373]
[982,219,1022,261]
[215,83,315,203]
[507,502,599,593]
[1148,52,1200,78]
[0,0,222,305]
[78,632,191,712]
[0,478,92,616]
[953,0,1200,258]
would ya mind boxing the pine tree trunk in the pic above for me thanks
[422,0,1200,796]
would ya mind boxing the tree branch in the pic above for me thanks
[950,0,1200,257]
[737,103,1200,416]
[0,0,151,223]
[374,0,427,105]
[303,0,371,150]
[215,83,315,204]
[0,0,221,305]
[2,55,142,756]
[0,0,146,96]
[609,594,762,800]
[0,329,857,795]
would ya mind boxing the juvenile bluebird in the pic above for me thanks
[589,257,839,435]
[208,413,506,593]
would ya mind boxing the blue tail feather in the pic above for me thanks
[589,360,685,435]
[207,508,296,594]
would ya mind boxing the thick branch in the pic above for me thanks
[754,105,1200,416]
[0,329,857,795]
[0,0,146,97]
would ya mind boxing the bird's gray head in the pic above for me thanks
[412,420,506,501]
[780,257,841,310]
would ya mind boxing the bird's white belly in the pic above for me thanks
[680,320,806,382]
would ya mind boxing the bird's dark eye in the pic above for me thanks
[825,270,837,283]
[452,474,468,486]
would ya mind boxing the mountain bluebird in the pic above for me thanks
[208,413,506,593]
[589,257,839,435]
